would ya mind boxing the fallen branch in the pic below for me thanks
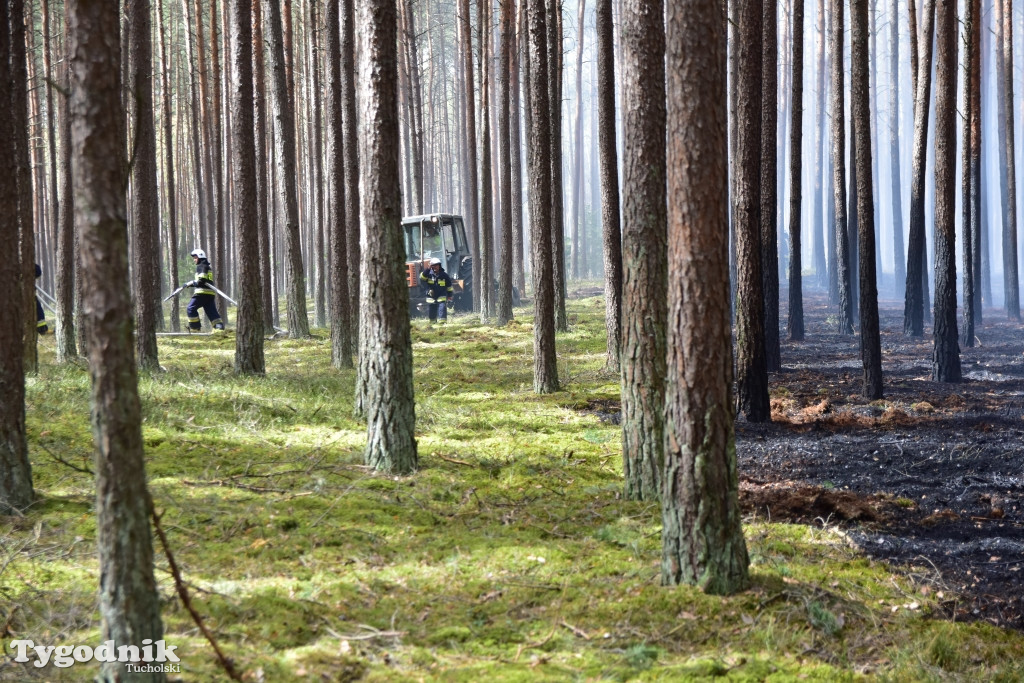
[324,625,406,642]
[36,443,93,475]
[437,454,474,467]
[152,510,244,682]
[181,479,286,494]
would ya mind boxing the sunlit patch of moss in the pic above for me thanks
[10,297,1024,680]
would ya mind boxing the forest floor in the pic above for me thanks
[737,290,1024,633]
[3,287,1024,681]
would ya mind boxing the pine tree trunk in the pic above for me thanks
[230,0,264,374]
[264,0,310,336]
[11,0,36,375]
[1001,0,1020,318]
[479,0,494,321]
[852,0,884,397]
[548,2,568,331]
[662,0,749,595]
[458,0,480,313]
[888,0,906,299]
[511,1,526,297]
[253,0,275,333]
[526,0,559,394]
[904,0,934,335]
[341,0,360,345]
[326,0,353,368]
[969,0,982,330]
[931,0,960,379]
[128,0,161,370]
[620,0,667,499]
[0,0,34,514]
[734,0,771,421]
[760,0,780,371]
[570,0,587,281]
[596,0,622,372]
[961,0,976,346]
[355,0,417,473]
[829,0,854,334]
[56,4,78,359]
[156,0,180,333]
[813,0,828,289]
[497,0,515,325]
[67,1,167,677]
[787,0,805,341]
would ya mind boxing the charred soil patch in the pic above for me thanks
[742,292,1024,631]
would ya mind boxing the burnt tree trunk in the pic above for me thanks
[888,0,905,299]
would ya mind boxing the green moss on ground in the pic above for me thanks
[3,295,1022,681]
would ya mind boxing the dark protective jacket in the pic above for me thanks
[420,267,454,302]
[186,259,216,296]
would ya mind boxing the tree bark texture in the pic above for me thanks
[157,0,180,333]
[904,0,934,335]
[67,1,167,678]
[620,0,667,499]
[264,0,310,337]
[829,0,854,335]
[458,0,480,313]
[962,0,978,342]
[760,0,780,371]
[931,0,961,381]
[478,0,494,320]
[814,0,829,291]
[851,0,883,398]
[0,0,34,515]
[570,0,587,281]
[127,0,161,370]
[662,0,750,595]
[526,0,559,394]
[734,0,771,422]
[548,0,567,331]
[497,0,515,325]
[229,0,264,375]
[961,0,977,346]
[11,0,36,374]
[1001,0,1020,318]
[356,0,418,474]
[596,0,622,372]
[327,0,353,368]
[787,0,804,341]
[888,0,906,300]
[341,0,360,342]
[253,0,275,333]
[57,7,78,359]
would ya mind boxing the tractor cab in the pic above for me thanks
[402,213,473,315]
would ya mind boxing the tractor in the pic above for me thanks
[403,213,473,316]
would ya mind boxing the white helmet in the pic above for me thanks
[429,257,442,266]
[190,248,206,260]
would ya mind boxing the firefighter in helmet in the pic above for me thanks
[419,257,454,323]
[181,248,224,331]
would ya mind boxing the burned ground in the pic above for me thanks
[582,290,1024,631]
[742,292,1024,631]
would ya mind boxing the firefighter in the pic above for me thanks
[420,257,454,323]
[182,248,224,331]
[35,263,47,335]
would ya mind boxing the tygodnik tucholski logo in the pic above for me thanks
[8,638,181,672]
